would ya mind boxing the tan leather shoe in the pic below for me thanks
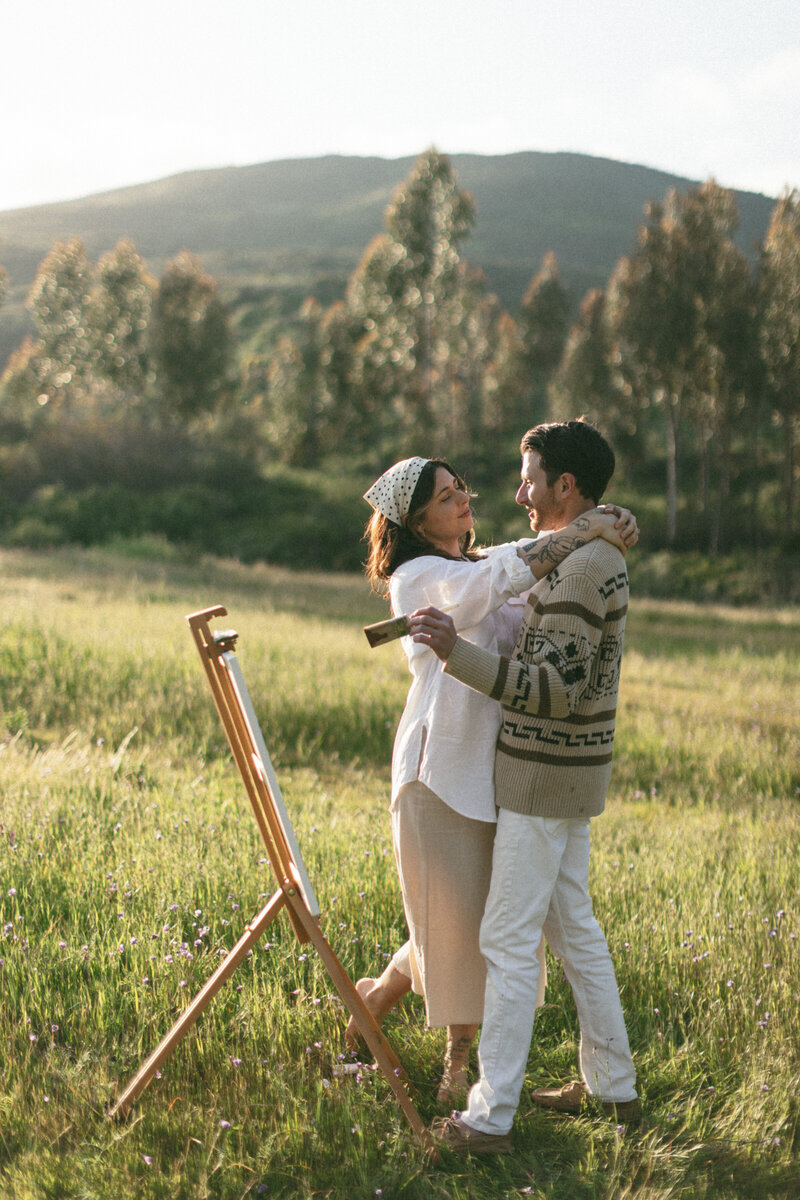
[530,1080,641,1123]
[430,1114,513,1155]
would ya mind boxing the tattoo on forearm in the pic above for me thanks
[518,521,590,570]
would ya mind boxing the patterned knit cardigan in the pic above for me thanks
[443,538,629,819]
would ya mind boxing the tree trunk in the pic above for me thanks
[784,412,797,536]
[665,397,681,545]
[700,427,711,522]
[747,399,762,548]
[700,418,713,552]
[711,415,731,555]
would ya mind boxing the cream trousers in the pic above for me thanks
[464,808,637,1135]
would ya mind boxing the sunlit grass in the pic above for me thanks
[1,547,798,1199]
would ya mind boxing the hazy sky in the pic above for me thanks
[2,0,798,211]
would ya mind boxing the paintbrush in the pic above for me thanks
[363,603,459,648]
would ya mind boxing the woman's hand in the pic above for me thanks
[588,505,639,552]
[407,607,458,662]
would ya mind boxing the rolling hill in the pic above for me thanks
[0,150,777,369]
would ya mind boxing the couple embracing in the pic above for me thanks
[355,419,640,1154]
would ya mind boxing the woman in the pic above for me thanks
[348,456,636,1103]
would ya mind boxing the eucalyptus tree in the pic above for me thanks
[549,289,617,425]
[692,235,759,550]
[345,232,415,453]
[316,298,361,450]
[518,251,571,418]
[481,311,527,439]
[345,148,479,455]
[89,238,155,402]
[759,189,800,535]
[606,181,744,544]
[20,237,95,414]
[150,250,234,421]
[430,267,501,467]
[262,298,337,466]
[263,334,308,464]
[606,208,685,542]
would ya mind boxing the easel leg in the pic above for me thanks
[109,888,287,1120]
[283,890,440,1161]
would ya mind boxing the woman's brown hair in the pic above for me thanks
[363,459,478,594]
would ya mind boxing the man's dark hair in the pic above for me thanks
[520,420,615,503]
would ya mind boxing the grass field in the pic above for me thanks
[1,544,798,1200]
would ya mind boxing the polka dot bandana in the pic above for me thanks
[363,457,429,526]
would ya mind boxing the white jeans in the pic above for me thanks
[464,808,637,1135]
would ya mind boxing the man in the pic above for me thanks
[408,420,639,1155]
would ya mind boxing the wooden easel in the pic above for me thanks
[110,605,436,1159]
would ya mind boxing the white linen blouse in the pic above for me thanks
[388,543,534,822]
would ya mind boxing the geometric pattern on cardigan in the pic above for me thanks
[493,545,628,812]
[443,537,629,818]
[500,716,617,750]
[502,605,626,713]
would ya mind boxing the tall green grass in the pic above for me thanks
[1,546,798,1199]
